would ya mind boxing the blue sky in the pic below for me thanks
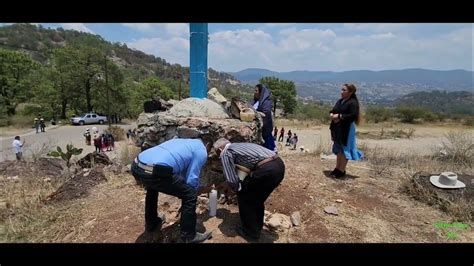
[2,23,473,72]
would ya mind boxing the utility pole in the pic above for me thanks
[104,54,111,128]
[178,73,182,100]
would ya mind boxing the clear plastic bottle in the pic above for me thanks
[209,186,217,217]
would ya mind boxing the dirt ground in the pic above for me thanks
[2,121,473,243]
[29,152,470,244]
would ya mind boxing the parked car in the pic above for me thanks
[71,113,107,125]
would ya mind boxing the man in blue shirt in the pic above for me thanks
[131,138,212,243]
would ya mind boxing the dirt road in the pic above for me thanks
[0,123,135,162]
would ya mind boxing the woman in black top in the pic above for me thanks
[329,84,364,178]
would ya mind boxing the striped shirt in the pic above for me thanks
[220,143,276,191]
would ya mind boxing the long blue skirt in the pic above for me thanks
[332,122,363,161]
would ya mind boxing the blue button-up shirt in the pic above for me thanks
[138,138,208,190]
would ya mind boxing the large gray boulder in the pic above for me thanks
[135,96,264,187]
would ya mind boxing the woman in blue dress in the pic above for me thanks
[329,83,364,178]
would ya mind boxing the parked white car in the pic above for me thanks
[71,113,107,125]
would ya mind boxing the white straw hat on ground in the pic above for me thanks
[429,172,465,189]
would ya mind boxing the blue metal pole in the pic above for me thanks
[189,23,208,99]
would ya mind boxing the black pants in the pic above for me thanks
[237,157,285,238]
[131,161,197,240]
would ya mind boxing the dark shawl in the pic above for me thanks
[329,97,359,146]
[252,85,273,135]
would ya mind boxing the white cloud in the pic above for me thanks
[165,23,189,37]
[342,23,407,33]
[205,25,473,72]
[60,23,94,33]
[121,23,158,32]
[122,24,472,72]
[264,23,296,27]
[127,37,189,66]
[121,23,189,37]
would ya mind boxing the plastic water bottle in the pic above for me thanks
[209,186,217,217]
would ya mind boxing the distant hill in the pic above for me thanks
[394,91,474,115]
[232,68,473,104]
[0,23,252,94]
[233,68,473,90]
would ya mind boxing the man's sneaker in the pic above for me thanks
[181,231,212,243]
[145,213,166,232]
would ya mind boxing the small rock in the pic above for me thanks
[0,201,7,209]
[63,232,74,241]
[84,219,96,227]
[309,196,314,200]
[264,210,272,217]
[197,196,209,206]
[83,172,90,177]
[335,199,343,203]
[324,206,339,216]
[43,177,52,182]
[320,154,337,160]
[290,211,301,227]
[83,168,89,173]
[122,164,131,173]
[265,213,292,231]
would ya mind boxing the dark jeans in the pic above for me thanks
[131,161,197,240]
[237,157,285,238]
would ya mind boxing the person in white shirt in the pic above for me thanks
[12,136,25,161]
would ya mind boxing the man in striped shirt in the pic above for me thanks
[213,138,285,240]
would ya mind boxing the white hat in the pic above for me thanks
[429,172,465,189]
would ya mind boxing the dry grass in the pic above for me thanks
[433,131,474,167]
[25,137,55,163]
[105,126,126,142]
[0,170,86,242]
[119,144,141,166]
[358,127,416,140]
[275,118,321,130]
[363,146,405,177]
[401,172,473,222]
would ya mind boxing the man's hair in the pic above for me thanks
[213,138,230,151]
[14,136,20,140]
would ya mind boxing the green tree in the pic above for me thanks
[141,76,175,101]
[259,76,297,116]
[396,106,425,123]
[365,105,393,123]
[0,48,39,115]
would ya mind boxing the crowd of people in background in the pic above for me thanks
[84,127,115,153]
[273,126,299,150]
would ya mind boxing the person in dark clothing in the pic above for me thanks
[273,126,278,140]
[213,138,285,241]
[329,84,364,178]
[131,138,213,243]
[286,129,292,146]
[278,127,285,142]
[252,84,276,152]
